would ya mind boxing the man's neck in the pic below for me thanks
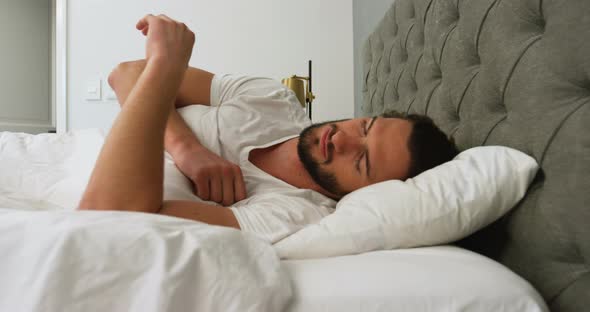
[248,138,337,199]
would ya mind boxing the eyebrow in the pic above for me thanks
[365,117,378,179]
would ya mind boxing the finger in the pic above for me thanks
[222,172,234,207]
[135,14,154,31]
[195,175,210,200]
[209,176,223,203]
[136,14,156,36]
[233,167,247,202]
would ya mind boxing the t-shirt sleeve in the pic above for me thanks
[230,196,332,244]
[210,74,291,107]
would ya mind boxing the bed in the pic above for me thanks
[0,128,548,312]
[358,0,589,311]
[0,0,587,311]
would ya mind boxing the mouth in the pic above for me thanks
[321,126,332,161]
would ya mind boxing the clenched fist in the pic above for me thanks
[175,144,248,206]
[136,14,195,72]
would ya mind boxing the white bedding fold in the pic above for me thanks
[0,209,291,312]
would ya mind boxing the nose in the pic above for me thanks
[331,130,363,155]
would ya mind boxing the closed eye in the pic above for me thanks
[363,117,378,178]
[355,119,370,174]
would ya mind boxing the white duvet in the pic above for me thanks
[0,130,292,312]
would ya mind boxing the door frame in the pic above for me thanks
[55,0,67,133]
[0,0,63,134]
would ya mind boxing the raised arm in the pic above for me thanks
[108,61,246,206]
[78,14,239,229]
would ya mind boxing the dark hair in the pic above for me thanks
[380,110,459,179]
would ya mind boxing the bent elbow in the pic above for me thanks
[108,61,131,91]
[107,67,118,91]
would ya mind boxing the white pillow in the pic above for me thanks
[274,146,539,259]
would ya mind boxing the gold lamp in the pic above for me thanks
[282,60,315,119]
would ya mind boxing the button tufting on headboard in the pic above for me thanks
[362,0,590,310]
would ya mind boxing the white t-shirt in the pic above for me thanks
[173,74,336,244]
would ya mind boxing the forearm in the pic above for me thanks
[175,67,214,107]
[164,109,204,157]
[109,60,213,108]
[159,200,240,229]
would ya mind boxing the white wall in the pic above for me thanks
[66,0,354,131]
[353,0,395,116]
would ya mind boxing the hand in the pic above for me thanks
[136,14,195,71]
[175,144,247,206]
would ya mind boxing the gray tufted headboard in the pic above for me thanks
[362,0,589,310]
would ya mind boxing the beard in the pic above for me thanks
[297,121,346,197]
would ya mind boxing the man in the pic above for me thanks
[78,15,458,243]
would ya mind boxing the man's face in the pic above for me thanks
[297,117,413,197]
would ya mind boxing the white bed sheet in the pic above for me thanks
[283,246,548,312]
[0,208,292,312]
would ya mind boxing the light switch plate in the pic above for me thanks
[85,79,102,101]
